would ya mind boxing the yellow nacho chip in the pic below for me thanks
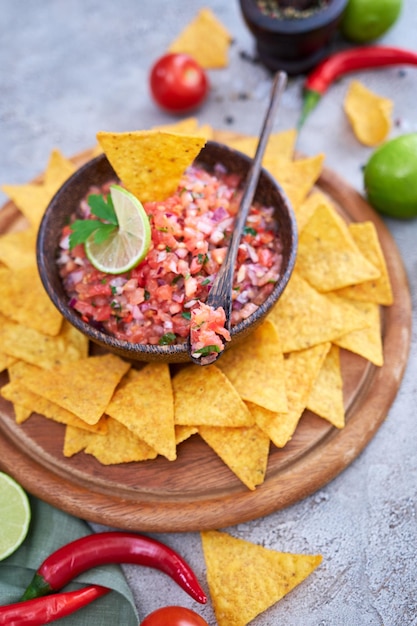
[199,424,270,490]
[344,80,393,147]
[0,318,88,369]
[296,202,380,291]
[106,363,176,461]
[1,183,51,229]
[0,228,37,270]
[96,130,206,202]
[216,319,287,413]
[175,425,198,445]
[65,417,157,463]
[3,361,107,431]
[16,353,130,425]
[201,530,322,626]
[1,149,76,228]
[267,272,369,353]
[335,221,393,305]
[0,352,16,374]
[332,298,384,366]
[307,344,345,428]
[0,266,63,335]
[295,189,333,233]
[173,364,254,427]
[5,361,32,424]
[1,379,108,433]
[267,153,325,210]
[168,8,232,69]
[224,129,297,165]
[43,148,76,193]
[152,118,214,140]
[63,424,94,457]
[250,343,330,448]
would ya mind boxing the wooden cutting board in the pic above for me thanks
[0,147,412,532]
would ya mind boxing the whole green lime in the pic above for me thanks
[341,0,402,43]
[364,133,417,219]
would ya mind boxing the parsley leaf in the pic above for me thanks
[87,194,118,224]
[69,192,119,250]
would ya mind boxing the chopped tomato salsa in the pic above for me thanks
[58,164,283,347]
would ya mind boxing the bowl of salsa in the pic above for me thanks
[37,141,297,363]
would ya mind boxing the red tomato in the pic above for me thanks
[149,53,209,113]
[141,605,209,626]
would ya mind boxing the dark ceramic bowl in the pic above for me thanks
[239,0,348,74]
[37,141,297,363]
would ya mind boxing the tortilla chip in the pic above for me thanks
[267,272,369,353]
[17,353,130,425]
[216,319,287,413]
[335,222,393,305]
[344,80,393,147]
[199,424,270,490]
[0,352,16,374]
[106,363,176,461]
[224,129,297,165]
[1,149,75,229]
[1,183,51,229]
[175,425,198,445]
[83,417,158,464]
[152,118,214,140]
[43,148,76,193]
[173,364,254,427]
[201,530,322,626]
[0,318,88,369]
[250,342,330,447]
[96,130,206,203]
[63,417,156,462]
[6,361,32,424]
[332,298,384,366]
[295,189,333,233]
[267,153,325,210]
[1,379,108,433]
[0,228,37,270]
[63,424,95,457]
[0,266,63,335]
[307,345,345,428]
[168,8,232,69]
[296,203,381,292]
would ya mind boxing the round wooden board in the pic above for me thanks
[0,153,412,532]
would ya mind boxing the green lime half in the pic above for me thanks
[0,471,31,560]
[364,133,417,219]
[341,0,402,43]
[86,184,151,274]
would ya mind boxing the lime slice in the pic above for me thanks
[0,471,31,560]
[85,184,151,274]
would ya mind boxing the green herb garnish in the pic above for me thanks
[244,226,257,236]
[69,194,118,249]
[159,332,177,345]
[194,345,221,356]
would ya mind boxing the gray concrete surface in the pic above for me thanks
[1,1,416,624]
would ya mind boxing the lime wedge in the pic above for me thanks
[85,184,151,274]
[0,471,31,560]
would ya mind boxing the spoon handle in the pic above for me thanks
[207,71,288,323]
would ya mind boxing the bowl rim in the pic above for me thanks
[239,0,349,34]
[37,141,298,360]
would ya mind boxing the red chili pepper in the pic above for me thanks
[0,585,109,626]
[20,531,207,605]
[298,46,417,128]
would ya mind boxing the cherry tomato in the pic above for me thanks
[141,605,209,626]
[149,53,209,113]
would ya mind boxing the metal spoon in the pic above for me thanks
[188,70,288,365]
